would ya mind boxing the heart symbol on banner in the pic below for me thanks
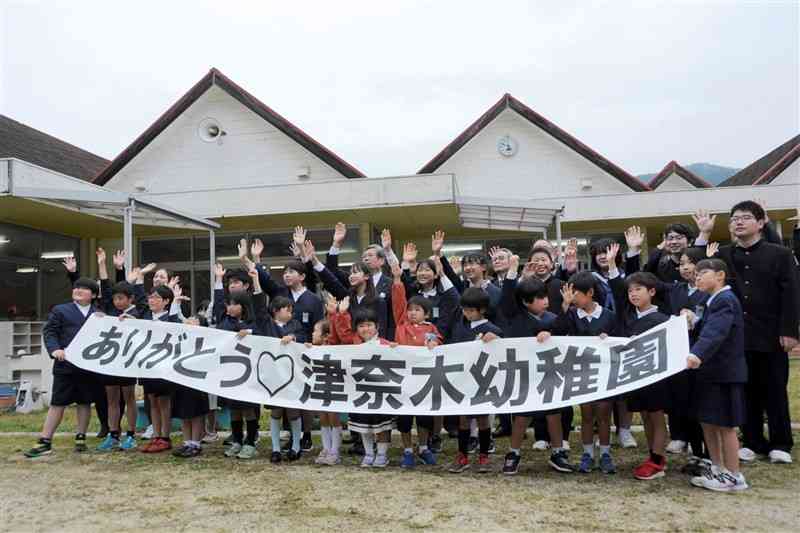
[256,351,295,397]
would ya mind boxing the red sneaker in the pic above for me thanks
[140,439,156,453]
[449,452,470,473]
[477,453,492,473]
[147,438,172,453]
[634,457,666,480]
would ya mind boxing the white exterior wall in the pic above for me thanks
[654,172,697,191]
[769,156,800,186]
[436,108,633,199]
[105,86,347,199]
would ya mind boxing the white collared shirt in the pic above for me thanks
[152,310,168,321]
[470,319,488,328]
[576,304,603,322]
[635,306,659,319]
[291,287,307,301]
[706,285,731,308]
[371,271,383,288]
[74,302,91,317]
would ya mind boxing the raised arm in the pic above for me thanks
[390,262,407,327]
[499,254,521,319]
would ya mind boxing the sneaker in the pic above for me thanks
[96,427,109,439]
[172,444,195,458]
[666,440,686,454]
[768,450,793,464]
[502,452,521,475]
[201,432,219,444]
[681,457,709,476]
[578,452,594,473]
[96,435,120,452]
[237,444,257,459]
[150,438,172,453]
[300,433,313,452]
[322,452,341,466]
[429,435,443,454]
[467,436,478,454]
[729,472,749,492]
[738,447,757,463]
[701,470,737,492]
[315,449,329,465]
[349,440,365,456]
[74,435,87,453]
[224,443,243,457]
[120,435,137,451]
[286,449,301,461]
[599,452,616,474]
[418,448,437,465]
[562,440,571,451]
[224,434,235,447]
[25,439,52,458]
[691,464,717,488]
[270,451,282,463]
[619,429,638,449]
[487,438,497,454]
[373,454,389,468]
[361,454,375,468]
[477,453,491,473]
[634,457,666,480]
[549,450,575,473]
[141,425,154,440]
[532,440,549,451]
[400,450,416,469]
[449,452,470,473]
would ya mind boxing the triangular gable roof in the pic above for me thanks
[718,134,800,187]
[0,114,109,181]
[93,68,365,185]
[649,161,713,189]
[417,93,649,192]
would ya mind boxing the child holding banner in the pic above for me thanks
[307,310,344,466]
[686,259,749,492]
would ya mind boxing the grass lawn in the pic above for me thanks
[2,430,799,532]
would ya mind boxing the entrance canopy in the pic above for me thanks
[456,195,564,244]
[1,158,219,286]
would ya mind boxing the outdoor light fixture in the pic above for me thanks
[16,267,38,273]
[40,251,74,259]
[0,236,9,244]
[441,243,483,254]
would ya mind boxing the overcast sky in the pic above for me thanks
[1,1,798,177]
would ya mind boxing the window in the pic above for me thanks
[141,238,191,264]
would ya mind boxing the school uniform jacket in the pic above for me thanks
[447,315,504,344]
[499,277,557,338]
[438,252,507,330]
[391,281,443,346]
[99,279,146,318]
[690,288,747,384]
[315,262,389,339]
[400,269,460,340]
[255,263,324,341]
[43,301,98,375]
[251,292,307,342]
[552,305,619,337]
[713,239,800,353]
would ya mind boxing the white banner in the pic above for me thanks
[65,315,690,415]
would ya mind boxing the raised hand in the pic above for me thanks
[606,242,620,262]
[657,236,666,250]
[126,267,142,284]
[564,238,578,272]
[325,296,338,316]
[488,246,503,261]
[692,209,717,235]
[624,226,644,251]
[303,239,317,263]
[686,354,702,369]
[140,262,157,275]
[381,228,392,251]
[333,222,347,247]
[338,296,350,314]
[508,254,520,273]
[402,242,418,264]
[293,226,307,249]
[431,254,444,277]
[96,247,107,264]
[62,256,77,273]
[168,276,181,290]
[390,261,402,280]
[560,283,576,309]
[431,230,445,256]
[288,242,301,258]
[706,242,719,258]
[238,238,249,260]
[112,249,126,270]
[214,262,226,281]
[250,238,264,261]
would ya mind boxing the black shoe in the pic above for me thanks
[96,427,109,440]
[488,438,497,454]
[467,436,478,454]
[271,451,282,463]
[349,440,365,456]
[430,435,443,454]
[286,449,301,461]
[25,439,53,458]
[281,437,292,452]
[300,433,313,452]
[681,458,708,476]
[74,434,87,453]
[549,449,575,473]
[502,452,521,475]
[492,428,512,439]
[343,432,358,445]
[223,434,234,447]
[172,444,198,458]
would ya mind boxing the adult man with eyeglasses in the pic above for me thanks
[694,201,799,465]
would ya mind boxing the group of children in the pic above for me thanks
[25,202,800,494]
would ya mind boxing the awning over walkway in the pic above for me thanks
[455,195,564,239]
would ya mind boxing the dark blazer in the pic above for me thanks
[255,263,324,340]
[100,279,146,318]
[499,277,557,338]
[691,289,747,383]
[315,262,390,338]
[43,301,97,375]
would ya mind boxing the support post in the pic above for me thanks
[123,200,135,273]
[209,230,216,308]
[555,208,564,256]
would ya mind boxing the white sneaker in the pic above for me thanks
[729,472,749,492]
[691,464,719,488]
[201,432,219,444]
[666,440,686,454]
[702,469,737,492]
[532,440,549,451]
[562,440,571,451]
[224,443,243,457]
[738,447,757,463]
[315,449,329,465]
[768,449,793,464]
[142,425,154,440]
[619,429,638,449]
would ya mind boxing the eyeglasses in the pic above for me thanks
[730,215,756,223]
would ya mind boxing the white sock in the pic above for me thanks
[583,444,594,457]
[599,445,610,455]
[470,419,478,438]
[270,418,282,453]
[321,427,332,452]
[404,447,413,453]
[361,433,375,457]
[510,447,520,456]
[331,427,342,454]
[290,418,302,452]
[418,444,429,452]
[377,442,389,456]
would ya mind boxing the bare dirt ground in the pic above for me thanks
[1,431,799,533]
